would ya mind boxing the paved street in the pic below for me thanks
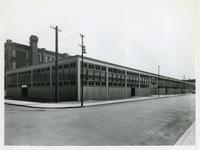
[5,94,195,145]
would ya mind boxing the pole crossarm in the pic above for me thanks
[50,25,62,32]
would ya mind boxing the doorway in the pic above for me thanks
[21,86,28,97]
[165,88,168,94]
[131,88,135,96]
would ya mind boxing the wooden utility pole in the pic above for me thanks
[79,33,86,107]
[183,75,186,94]
[158,65,160,99]
[50,25,61,103]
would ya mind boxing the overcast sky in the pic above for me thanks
[2,0,198,80]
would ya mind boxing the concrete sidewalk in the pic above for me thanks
[5,94,185,109]
[175,122,195,145]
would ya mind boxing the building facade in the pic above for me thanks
[5,55,195,102]
[4,35,69,71]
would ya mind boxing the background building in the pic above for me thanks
[5,55,195,102]
[4,35,69,71]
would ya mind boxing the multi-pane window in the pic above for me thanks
[108,67,125,87]
[150,76,157,88]
[58,65,63,83]
[52,62,77,87]
[139,74,149,88]
[81,63,107,86]
[70,63,76,81]
[17,71,31,87]
[7,73,17,87]
[127,71,139,87]
[87,64,94,86]
[33,67,50,87]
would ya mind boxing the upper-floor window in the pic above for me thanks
[46,56,51,62]
[12,50,16,57]
[52,57,55,61]
[47,56,50,61]
[38,54,42,62]
[26,52,28,59]
[12,61,16,69]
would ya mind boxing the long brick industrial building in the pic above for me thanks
[5,54,195,101]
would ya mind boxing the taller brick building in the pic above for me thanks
[5,35,69,71]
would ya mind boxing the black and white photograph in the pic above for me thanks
[0,0,199,149]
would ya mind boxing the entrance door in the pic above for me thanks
[22,87,28,97]
[131,88,135,96]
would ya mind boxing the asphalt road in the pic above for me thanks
[5,94,195,145]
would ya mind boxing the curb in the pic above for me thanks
[174,122,195,145]
[4,94,187,109]
[4,103,83,109]
[5,98,155,109]
[87,94,187,107]
[85,97,155,107]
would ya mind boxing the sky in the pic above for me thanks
[1,0,198,80]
